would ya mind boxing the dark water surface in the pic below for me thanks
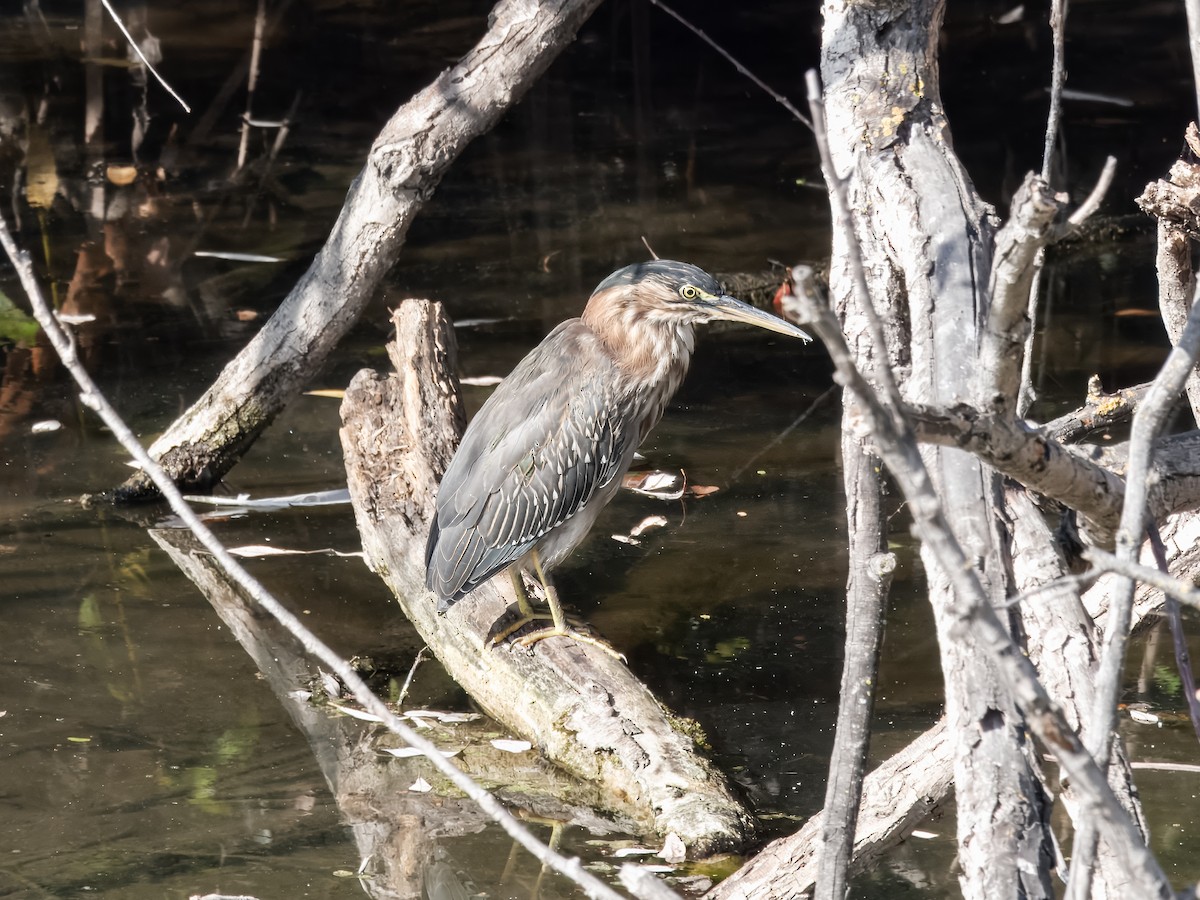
[2,1,1200,897]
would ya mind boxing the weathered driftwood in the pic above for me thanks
[110,0,604,503]
[149,526,633,900]
[338,300,754,856]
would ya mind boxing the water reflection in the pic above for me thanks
[1,0,1198,897]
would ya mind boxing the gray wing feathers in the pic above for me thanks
[426,324,633,604]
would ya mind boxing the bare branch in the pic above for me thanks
[0,216,635,900]
[643,0,812,130]
[1068,277,1200,900]
[1085,546,1200,614]
[1041,378,1150,444]
[795,65,1175,893]
[814,440,893,900]
[1066,156,1119,229]
[905,402,1127,535]
[1042,0,1068,179]
[976,173,1062,419]
[99,0,191,113]
[1185,0,1200,123]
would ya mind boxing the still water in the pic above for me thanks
[2,1,1199,897]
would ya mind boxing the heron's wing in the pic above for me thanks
[426,322,634,603]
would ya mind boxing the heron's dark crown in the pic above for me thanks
[591,260,723,301]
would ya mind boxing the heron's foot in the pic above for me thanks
[511,623,626,662]
[486,610,559,647]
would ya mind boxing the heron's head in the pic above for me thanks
[586,260,812,341]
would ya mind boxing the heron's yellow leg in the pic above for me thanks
[485,568,556,646]
[511,550,625,660]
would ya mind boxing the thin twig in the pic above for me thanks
[1084,546,1200,614]
[994,571,1098,610]
[1042,0,1069,180]
[0,215,638,900]
[1019,155,1117,417]
[727,383,836,483]
[1065,155,1118,229]
[236,0,267,172]
[395,646,429,710]
[643,0,812,130]
[99,0,191,113]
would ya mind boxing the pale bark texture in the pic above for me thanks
[338,301,754,855]
[813,439,892,900]
[111,0,604,502]
[1006,488,1149,900]
[820,2,1052,896]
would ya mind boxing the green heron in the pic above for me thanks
[425,260,811,653]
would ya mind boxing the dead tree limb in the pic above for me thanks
[819,3,1054,892]
[338,301,754,856]
[1007,487,1149,900]
[109,0,604,503]
[813,438,893,900]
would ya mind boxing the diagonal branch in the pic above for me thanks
[0,214,641,900]
[108,0,605,503]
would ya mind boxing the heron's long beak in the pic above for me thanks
[705,294,813,342]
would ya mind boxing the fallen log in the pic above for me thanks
[338,299,754,856]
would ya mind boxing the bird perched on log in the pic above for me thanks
[425,259,811,654]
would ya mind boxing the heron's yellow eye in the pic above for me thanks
[680,285,699,301]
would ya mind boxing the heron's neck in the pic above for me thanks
[582,299,696,394]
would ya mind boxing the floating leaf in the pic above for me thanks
[304,389,346,399]
[407,777,433,793]
[381,746,461,759]
[490,738,532,754]
[228,544,363,559]
[460,375,503,387]
[328,703,385,723]
[184,489,351,510]
[623,470,685,500]
[405,709,482,724]
[193,250,283,262]
[629,515,668,538]
[67,736,91,743]
[30,420,62,434]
